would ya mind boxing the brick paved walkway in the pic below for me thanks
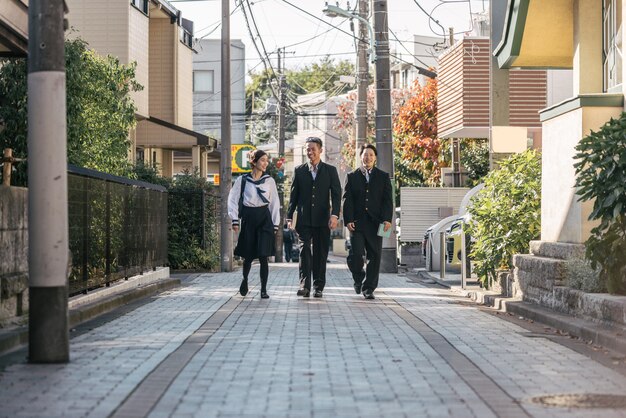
[1,262,626,417]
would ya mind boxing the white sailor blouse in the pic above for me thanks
[227,173,281,230]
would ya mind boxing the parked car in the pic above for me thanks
[445,218,463,269]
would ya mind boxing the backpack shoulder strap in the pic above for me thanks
[238,174,248,217]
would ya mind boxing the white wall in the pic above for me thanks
[193,39,246,143]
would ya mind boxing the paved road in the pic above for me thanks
[1,262,626,417]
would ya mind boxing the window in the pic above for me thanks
[603,0,623,91]
[193,71,214,93]
[180,27,193,48]
[130,0,148,14]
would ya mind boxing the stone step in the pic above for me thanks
[529,240,585,260]
[513,253,567,283]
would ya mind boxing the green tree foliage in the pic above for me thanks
[0,37,142,185]
[460,139,490,187]
[286,57,355,96]
[245,58,355,145]
[574,113,626,294]
[466,150,541,288]
[134,165,220,271]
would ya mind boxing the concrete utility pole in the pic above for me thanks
[372,0,397,273]
[220,0,233,272]
[275,47,286,262]
[355,0,369,168]
[28,0,69,363]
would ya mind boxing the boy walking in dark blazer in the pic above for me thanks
[287,137,342,298]
[343,144,393,299]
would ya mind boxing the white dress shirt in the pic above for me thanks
[228,174,280,228]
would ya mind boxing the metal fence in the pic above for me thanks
[68,165,168,296]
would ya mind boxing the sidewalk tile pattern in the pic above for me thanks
[1,264,626,417]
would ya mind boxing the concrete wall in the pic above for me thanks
[0,186,28,325]
[193,39,246,144]
[541,105,621,243]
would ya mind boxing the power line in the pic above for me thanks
[278,0,361,45]
[194,51,358,64]
[388,27,435,70]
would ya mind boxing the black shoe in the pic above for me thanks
[297,288,310,297]
[239,279,248,296]
[260,291,269,299]
[353,283,362,294]
[313,290,323,298]
[363,289,375,300]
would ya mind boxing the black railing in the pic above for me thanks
[68,165,168,296]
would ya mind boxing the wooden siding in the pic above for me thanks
[438,37,547,137]
[65,0,129,63]
[509,69,546,127]
[128,6,149,117]
[462,38,490,128]
[438,38,490,138]
[176,40,193,129]
[400,187,469,242]
[149,18,175,122]
[437,40,465,137]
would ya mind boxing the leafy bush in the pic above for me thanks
[0,37,141,186]
[133,166,220,271]
[460,139,490,187]
[466,150,541,288]
[574,113,626,294]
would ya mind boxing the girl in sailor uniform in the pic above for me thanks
[227,149,280,299]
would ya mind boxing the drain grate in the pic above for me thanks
[529,394,626,409]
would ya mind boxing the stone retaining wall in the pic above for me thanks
[513,240,626,328]
[0,186,29,326]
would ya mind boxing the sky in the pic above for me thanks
[171,0,489,76]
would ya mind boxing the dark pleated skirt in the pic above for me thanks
[234,205,275,259]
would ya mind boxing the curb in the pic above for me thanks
[501,300,626,354]
[0,276,181,357]
[416,269,626,354]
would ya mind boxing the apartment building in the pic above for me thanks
[65,0,216,178]
[172,38,245,178]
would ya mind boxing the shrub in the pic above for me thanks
[133,166,219,271]
[466,150,541,288]
[574,113,626,294]
[460,139,490,187]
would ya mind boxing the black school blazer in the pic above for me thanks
[342,166,393,227]
[287,161,341,228]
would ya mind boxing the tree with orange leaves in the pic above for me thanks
[393,78,448,186]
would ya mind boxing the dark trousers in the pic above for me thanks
[284,240,293,262]
[348,219,383,292]
[296,225,330,291]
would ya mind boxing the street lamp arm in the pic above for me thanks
[323,4,376,63]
